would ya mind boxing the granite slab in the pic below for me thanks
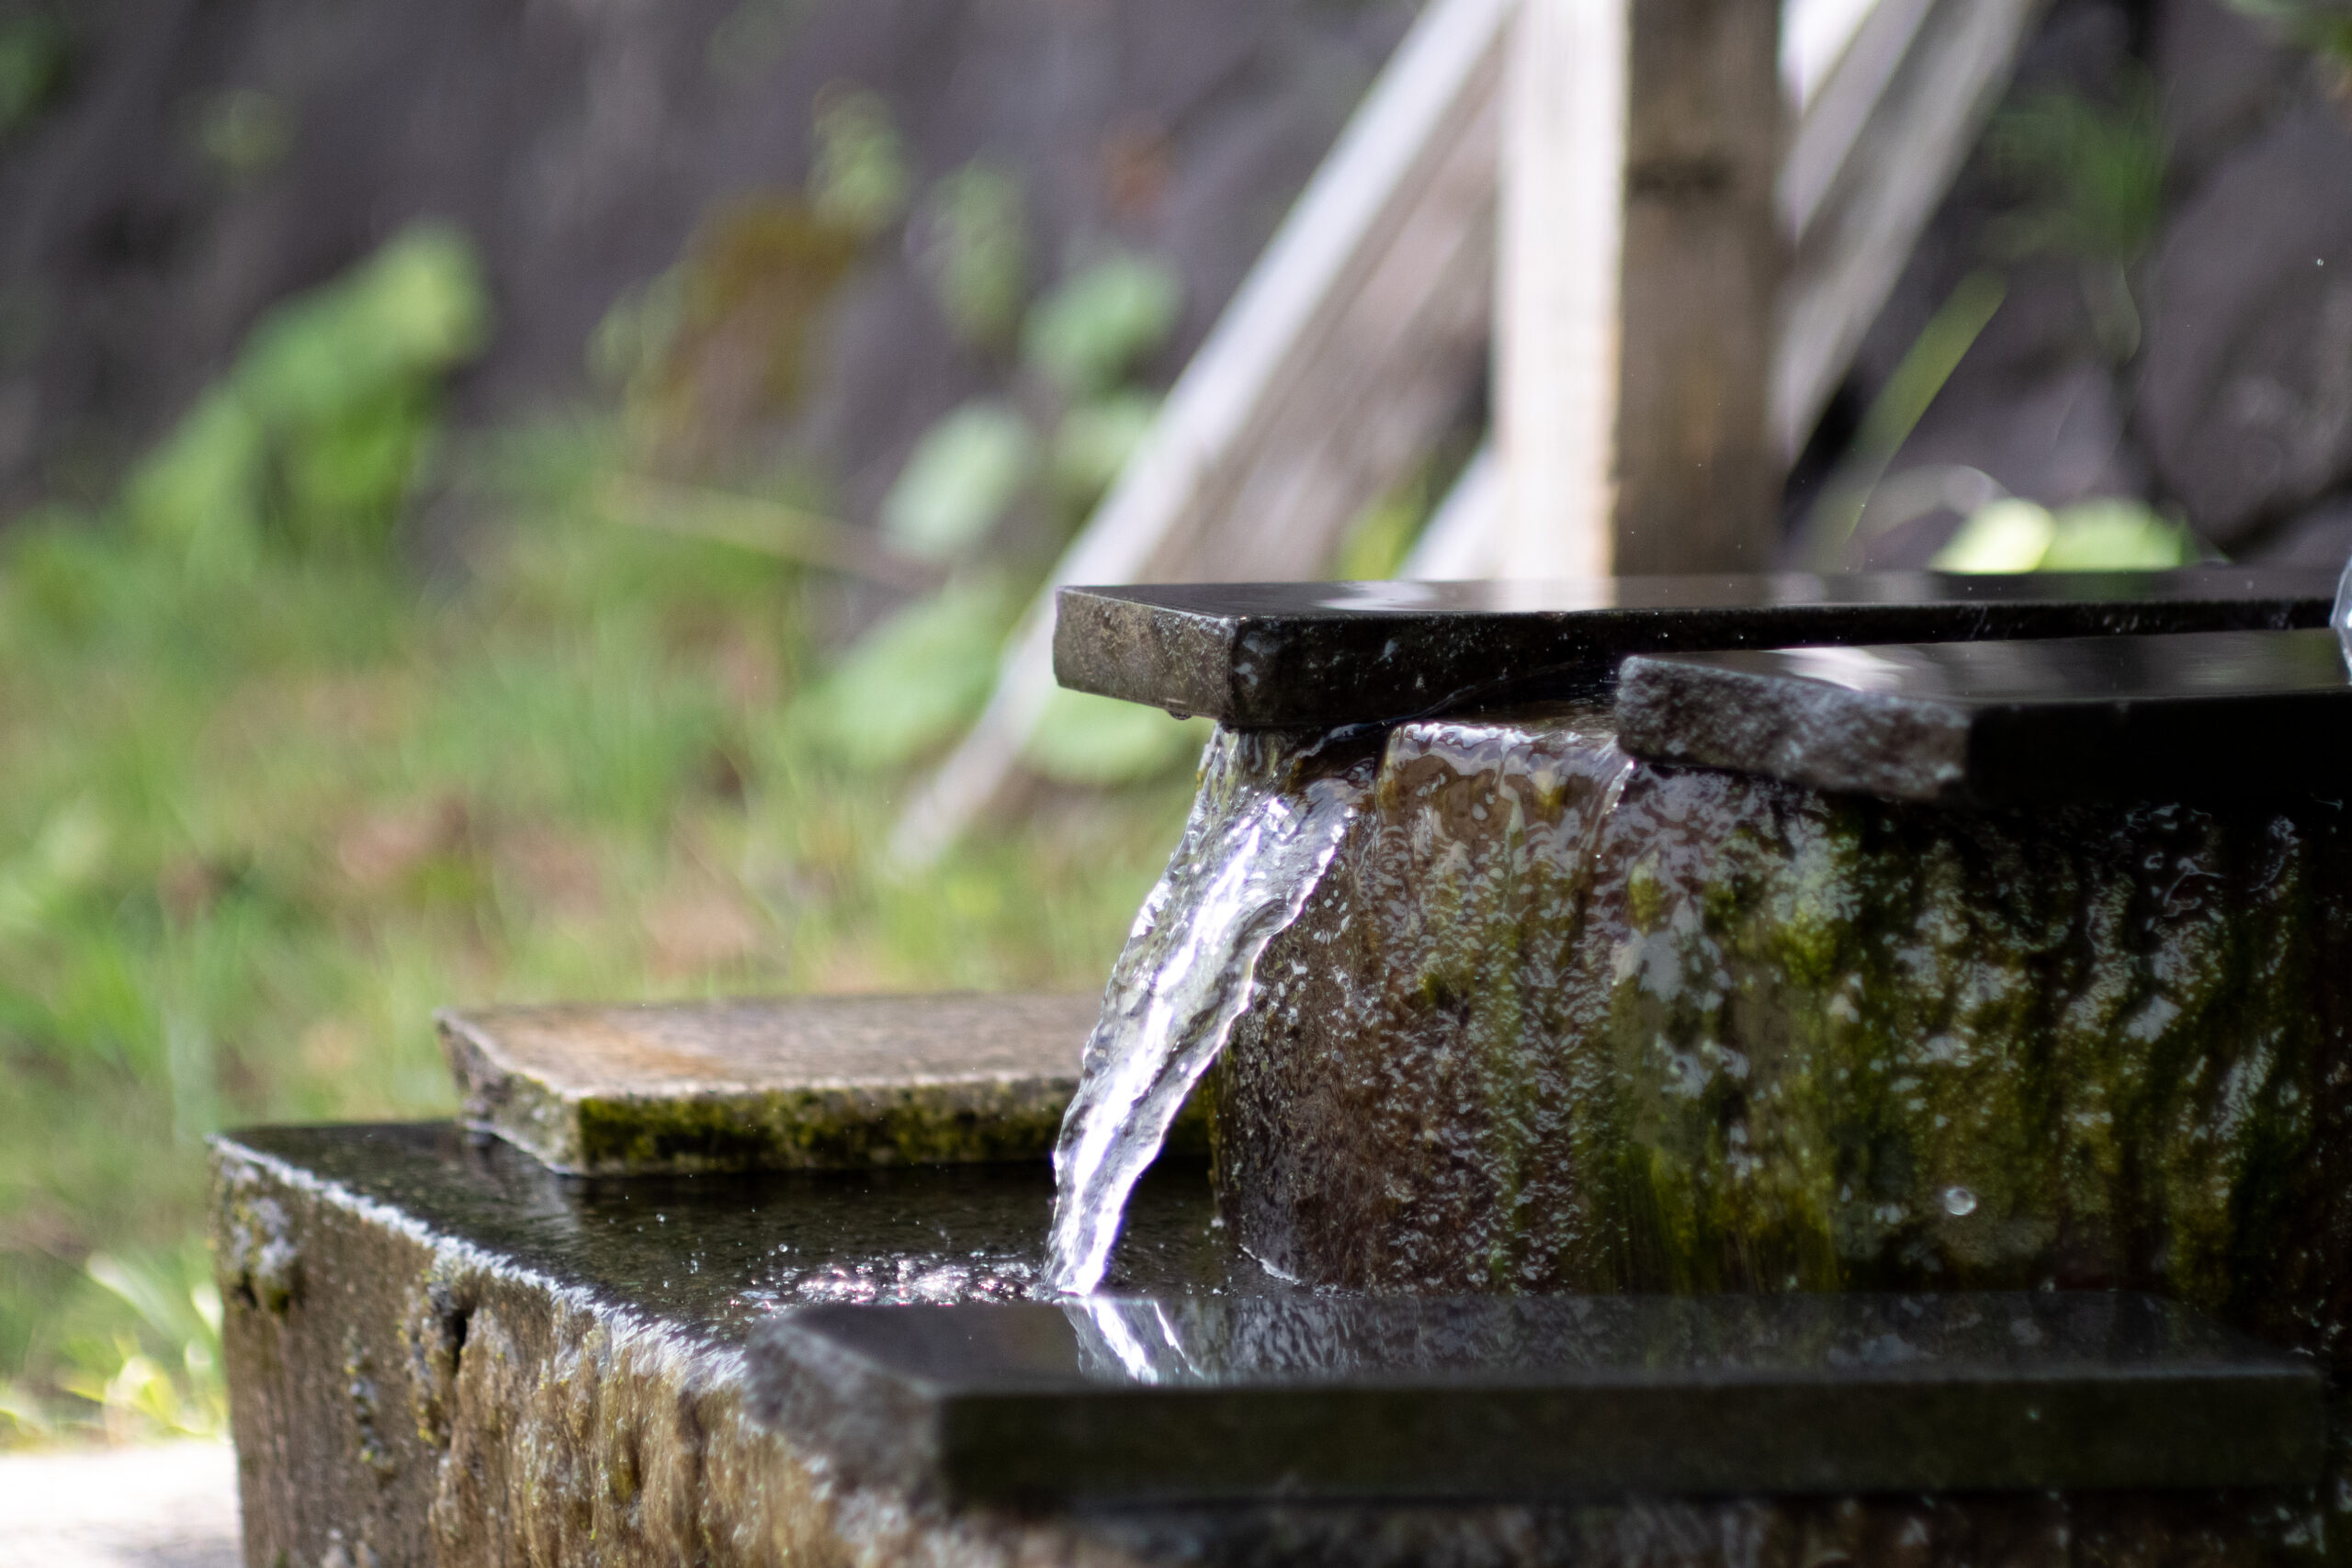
[1051,569,2339,727]
[752,1292,2322,1506]
[438,994,1102,1175]
[1613,627,2352,805]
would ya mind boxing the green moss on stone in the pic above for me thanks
[1216,707,2352,1362]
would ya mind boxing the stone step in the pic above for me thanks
[437,993,1103,1175]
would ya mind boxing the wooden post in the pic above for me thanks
[1498,0,1785,576]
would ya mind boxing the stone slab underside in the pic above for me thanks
[213,1124,2334,1567]
[1216,705,2352,1366]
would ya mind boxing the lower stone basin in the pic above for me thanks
[1215,705,2352,1364]
[213,1122,2348,1566]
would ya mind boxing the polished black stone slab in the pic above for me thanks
[1615,626,2352,806]
[749,1292,2323,1506]
[1053,570,2338,727]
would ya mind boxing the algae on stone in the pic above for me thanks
[1215,706,2352,1362]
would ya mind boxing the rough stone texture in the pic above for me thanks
[439,993,1102,1175]
[2139,101,2352,545]
[1215,707,2352,1378]
[218,1122,2341,1567]
[1053,570,2339,728]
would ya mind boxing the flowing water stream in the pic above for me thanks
[1045,727,1375,1295]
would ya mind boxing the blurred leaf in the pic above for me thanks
[707,0,814,80]
[1024,689,1208,786]
[918,162,1027,349]
[1933,496,2198,572]
[1933,497,2056,572]
[1802,272,2007,568]
[0,14,67,139]
[1046,390,1156,510]
[123,223,491,566]
[62,1248,227,1441]
[790,578,1016,770]
[1986,76,2168,267]
[122,390,266,572]
[0,798,108,940]
[1021,253,1182,395]
[2228,1,2352,71]
[881,401,1035,558]
[616,198,860,460]
[236,223,489,423]
[198,88,294,182]
[808,85,909,237]
[2038,497,2200,570]
[587,272,684,390]
[1335,484,1429,581]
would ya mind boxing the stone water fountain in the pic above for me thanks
[217,566,2352,1567]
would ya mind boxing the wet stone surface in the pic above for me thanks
[1214,705,2352,1374]
[217,1122,2350,1565]
[1615,627,2352,806]
[439,993,1104,1176]
[1052,569,2339,727]
[754,1292,2320,1505]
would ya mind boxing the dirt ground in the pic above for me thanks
[0,1441,238,1568]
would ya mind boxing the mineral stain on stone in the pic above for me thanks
[1214,705,2352,1364]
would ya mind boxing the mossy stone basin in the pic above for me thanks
[1213,705,2352,1363]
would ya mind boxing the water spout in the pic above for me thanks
[2336,551,2352,667]
[1046,727,1374,1294]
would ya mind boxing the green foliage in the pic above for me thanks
[1024,690,1208,787]
[1801,273,2008,567]
[808,85,910,238]
[0,13,66,139]
[2229,0,2352,71]
[707,0,816,81]
[1020,254,1182,396]
[787,574,1020,771]
[1931,495,2200,572]
[917,162,1028,349]
[880,401,1035,558]
[1986,75,2169,267]
[125,224,490,568]
[198,88,294,182]
[1046,391,1158,512]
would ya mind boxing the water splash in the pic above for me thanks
[1046,727,1374,1295]
[2335,551,2352,667]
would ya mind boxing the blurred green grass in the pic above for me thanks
[0,242,1196,1444]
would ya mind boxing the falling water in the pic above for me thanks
[2335,549,2352,665]
[1046,727,1374,1295]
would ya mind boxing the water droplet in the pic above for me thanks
[1942,1185,1978,1217]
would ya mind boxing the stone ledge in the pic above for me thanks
[214,1123,2340,1568]
[437,993,1102,1175]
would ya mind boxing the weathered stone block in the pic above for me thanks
[215,1123,2344,1567]
[438,994,1100,1175]
[1214,705,2352,1370]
